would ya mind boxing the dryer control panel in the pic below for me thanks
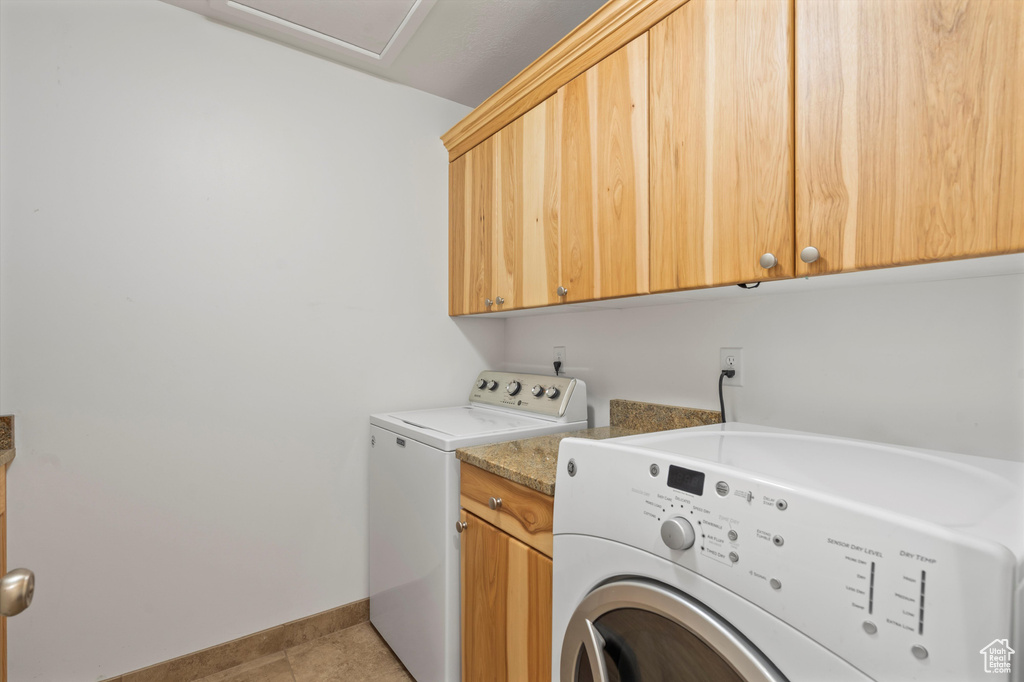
[554,427,1022,682]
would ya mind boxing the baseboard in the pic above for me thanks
[101,598,369,682]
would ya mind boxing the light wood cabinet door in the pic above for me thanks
[460,510,552,682]
[493,99,563,311]
[650,0,795,292]
[1,464,6,682]
[449,138,495,316]
[558,33,649,304]
[796,0,1024,276]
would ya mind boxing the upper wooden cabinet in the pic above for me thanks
[558,33,650,304]
[650,0,794,291]
[449,138,494,316]
[448,35,649,315]
[447,0,1024,315]
[796,0,1024,276]
[498,97,563,311]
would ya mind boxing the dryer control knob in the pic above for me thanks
[476,379,487,389]
[486,380,498,390]
[660,517,696,551]
[532,385,544,397]
[545,386,560,399]
[506,381,521,396]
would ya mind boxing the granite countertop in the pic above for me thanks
[0,415,13,467]
[456,400,721,496]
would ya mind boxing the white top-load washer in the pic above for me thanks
[553,423,1023,682]
[369,370,587,682]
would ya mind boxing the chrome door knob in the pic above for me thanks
[660,517,696,551]
[488,497,502,510]
[0,568,35,617]
[495,296,505,305]
[800,246,820,263]
[557,286,568,297]
[506,381,521,396]
[485,298,493,307]
[759,253,777,269]
[545,386,560,399]
[531,385,544,397]
[455,520,468,533]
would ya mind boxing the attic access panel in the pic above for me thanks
[208,0,435,63]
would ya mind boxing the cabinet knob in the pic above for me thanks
[488,497,502,510]
[557,286,569,297]
[455,520,468,533]
[495,296,504,305]
[800,246,820,264]
[759,253,778,269]
[0,568,35,618]
[485,298,493,307]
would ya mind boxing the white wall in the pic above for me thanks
[505,272,1024,462]
[0,2,502,679]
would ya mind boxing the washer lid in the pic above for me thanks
[388,405,550,437]
[370,405,579,451]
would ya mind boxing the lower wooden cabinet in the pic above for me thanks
[459,463,553,681]
[1,463,6,682]
[460,509,552,682]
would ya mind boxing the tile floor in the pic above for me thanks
[195,623,414,682]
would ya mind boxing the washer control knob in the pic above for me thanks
[911,645,929,660]
[486,380,498,390]
[532,385,544,397]
[728,530,738,541]
[660,517,696,551]
[506,381,521,396]
[862,621,877,635]
[545,386,560,399]
[476,379,487,389]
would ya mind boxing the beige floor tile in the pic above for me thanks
[194,652,295,682]
[286,623,413,682]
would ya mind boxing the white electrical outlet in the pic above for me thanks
[720,347,743,387]
[553,346,566,366]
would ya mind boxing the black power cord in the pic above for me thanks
[719,369,735,423]
[553,360,562,376]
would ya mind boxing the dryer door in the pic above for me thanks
[561,579,787,682]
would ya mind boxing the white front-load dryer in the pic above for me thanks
[552,424,1023,682]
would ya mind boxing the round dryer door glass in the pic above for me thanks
[575,609,745,682]
[561,580,786,682]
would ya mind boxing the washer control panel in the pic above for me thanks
[468,371,580,419]
[554,436,1020,682]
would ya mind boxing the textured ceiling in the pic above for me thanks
[164,0,609,107]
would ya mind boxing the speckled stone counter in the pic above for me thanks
[456,400,721,496]
[0,415,14,466]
